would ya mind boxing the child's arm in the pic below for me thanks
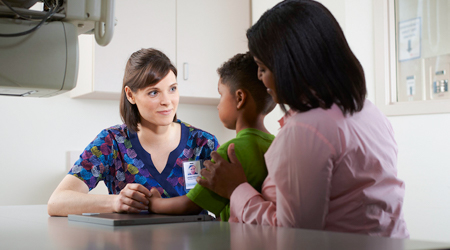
[148,188,203,215]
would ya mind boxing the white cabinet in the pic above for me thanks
[176,0,250,105]
[71,0,250,105]
[71,0,177,100]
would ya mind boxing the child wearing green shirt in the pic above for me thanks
[147,52,276,220]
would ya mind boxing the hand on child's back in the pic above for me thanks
[198,144,247,199]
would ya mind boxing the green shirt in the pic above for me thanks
[186,128,275,221]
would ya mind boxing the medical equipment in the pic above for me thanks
[0,0,115,97]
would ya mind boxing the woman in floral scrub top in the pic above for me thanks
[48,48,218,216]
[69,121,217,197]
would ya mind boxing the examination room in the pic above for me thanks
[1,0,450,249]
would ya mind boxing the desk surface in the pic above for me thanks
[0,205,449,250]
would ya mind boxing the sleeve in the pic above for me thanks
[229,176,277,225]
[229,122,336,228]
[212,135,220,151]
[186,142,230,216]
[68,129,116,191]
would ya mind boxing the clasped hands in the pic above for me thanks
[113,143,247,213]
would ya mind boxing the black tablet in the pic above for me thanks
[68,212,214,226]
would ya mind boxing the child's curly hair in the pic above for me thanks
[217,52,276,115]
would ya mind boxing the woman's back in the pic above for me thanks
[269,100,408,237]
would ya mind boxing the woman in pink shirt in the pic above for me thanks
[199,0,409,238]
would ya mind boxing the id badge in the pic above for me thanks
[183,160,204,190]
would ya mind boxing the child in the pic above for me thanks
[147,52,276,220]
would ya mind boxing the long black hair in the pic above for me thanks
[247,0,366,115]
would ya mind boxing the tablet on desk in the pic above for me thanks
[68,212,214,226]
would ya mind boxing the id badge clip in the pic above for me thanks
[182,159,204,191]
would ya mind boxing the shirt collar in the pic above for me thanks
[278,109,296,129]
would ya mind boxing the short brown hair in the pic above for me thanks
[120,48,177,132]
[217,52,276,115]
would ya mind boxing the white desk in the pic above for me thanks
[0,205,449,250]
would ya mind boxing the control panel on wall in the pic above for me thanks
[397,59,424,102]
[394,0,450,103]
[374,0,450,115]
[425,55,450,100]
[398,55,450,102]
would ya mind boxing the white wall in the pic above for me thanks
[0,93,120,205]
[389,113,450,243]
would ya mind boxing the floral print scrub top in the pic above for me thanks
[68,120,219,198]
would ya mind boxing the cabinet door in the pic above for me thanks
[176,0,250,105]
[71,0,176,99]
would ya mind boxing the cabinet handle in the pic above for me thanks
[183,62,189,80]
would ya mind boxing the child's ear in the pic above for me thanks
[235,89,247,110]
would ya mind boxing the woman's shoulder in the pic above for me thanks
[282,100,393,153]
[104,124,128,134]
[286,106,342,130]
[96,124,130,141]
[177,120,217,141]
[285,103,384,139]
[84,124,129,149]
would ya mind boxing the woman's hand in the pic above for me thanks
[197,143,247,199]
[112,183,152,213]
[147,187,162,213]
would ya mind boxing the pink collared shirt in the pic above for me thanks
[229,100,409,238]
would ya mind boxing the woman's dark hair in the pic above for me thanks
[247,0,366,115]
[217,52,276,115]
[120,48,177,132]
